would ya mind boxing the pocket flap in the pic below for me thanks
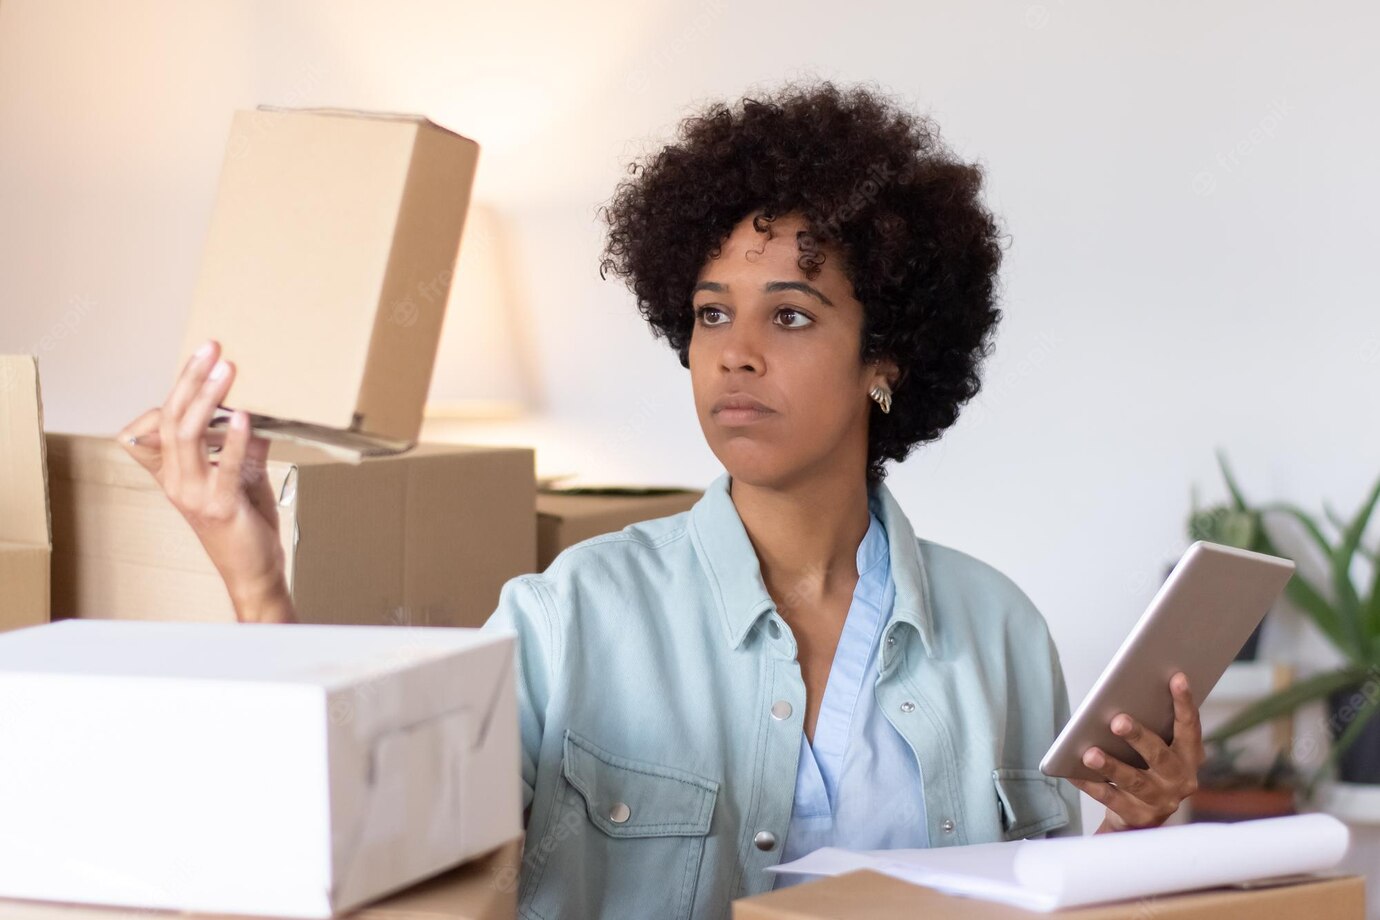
[562,730,719,838]
[992,767,1070,839]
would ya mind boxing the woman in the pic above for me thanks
[119,82,1203,919]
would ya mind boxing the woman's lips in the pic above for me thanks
[714,406,776,426]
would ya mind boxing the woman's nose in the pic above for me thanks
[718,324,765,374]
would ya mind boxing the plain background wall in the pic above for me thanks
[3,1,1378,834]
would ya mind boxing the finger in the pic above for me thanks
[1170,672,1203,754]
[120,426,229,453]
[243,432,280,525]
[175,358,234,496]
[1068,777,1160,829]
[209,409,252,515]
[1081,745,1159,802]
[164,340,220,427]
[161,340,220,488]
[1110,712,1176,773]
[117,408,165,473]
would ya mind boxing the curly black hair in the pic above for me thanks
[599,81,1005,486]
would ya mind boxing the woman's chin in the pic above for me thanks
[715,448,798,490]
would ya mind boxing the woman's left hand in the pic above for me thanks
[1069,671,1205,832]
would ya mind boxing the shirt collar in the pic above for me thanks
[687,471,938,657]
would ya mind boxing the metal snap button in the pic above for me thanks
[886,634,896,648]
[754,830,778,851]
[900,700,916,713]
[609,802,631,824]
[770,700,792,721]
[941,817,955,833]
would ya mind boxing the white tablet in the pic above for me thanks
[1040,540,1295,782]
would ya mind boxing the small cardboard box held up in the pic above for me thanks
[536,487,702,571]
[0,619,521,918]
[180,107,480,457]
[732,869,1365,920]
[0,355,51,632]
[0,835,522,920]
[48,434,535,626]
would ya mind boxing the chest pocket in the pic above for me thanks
[991,767,1070,840]
[520,729,719,920]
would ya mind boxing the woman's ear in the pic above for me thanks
[872,359,903,393]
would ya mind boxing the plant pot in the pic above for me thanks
[1326,682,1380,784]
[1187,785,1296,822]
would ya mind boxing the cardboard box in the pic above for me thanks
[180,106,480,457]
[47,434,536,626]
[0,835,523,920]
[536,487,702,571]
[0,355,51,631]
[733,869,1366,919]
[0,619,521,918]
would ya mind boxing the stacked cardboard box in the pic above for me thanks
[536,487,702,571]
[0,836,521,920]
[48,434,536,626]
[0,619,522,918]
[0,355,51,632]
[732,869,1365,919]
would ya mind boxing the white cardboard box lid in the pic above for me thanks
[0,619,510,689]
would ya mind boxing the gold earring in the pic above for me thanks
[869,382,892,414]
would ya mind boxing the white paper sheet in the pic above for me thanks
[767,813,1350,912]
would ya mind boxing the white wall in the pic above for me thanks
[4,1,1378,835]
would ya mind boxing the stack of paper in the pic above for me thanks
[768,813,1350,912]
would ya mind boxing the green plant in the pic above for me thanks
[1199,452,1380,797]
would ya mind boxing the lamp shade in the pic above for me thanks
[425,203,532,418]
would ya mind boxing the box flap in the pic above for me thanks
[225,414,413,464]
[0,356,50,547]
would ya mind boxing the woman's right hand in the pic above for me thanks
[117,339,297,624]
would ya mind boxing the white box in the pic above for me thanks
[0,619,520,918]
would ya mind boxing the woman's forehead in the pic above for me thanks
[697,213,851,292]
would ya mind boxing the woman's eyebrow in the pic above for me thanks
[692,280,835,307]
[763,280,834,306]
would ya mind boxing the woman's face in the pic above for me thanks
[689,211,897,489]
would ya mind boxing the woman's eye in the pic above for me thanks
[695,306,727,325]
[776,307,813,329]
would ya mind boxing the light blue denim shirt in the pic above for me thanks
[772,503,932,890]
[481,471,1081,920]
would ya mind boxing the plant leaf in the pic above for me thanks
[1204,666,1374,744]
[1284,575,1364,662]
[1251,524,1365,662]
[1366,551,1380,656]
[1216,450,1249,513]
[1260,502,1335,561]
[1330,476,1380,660]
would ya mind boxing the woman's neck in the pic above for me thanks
[728,467,873,608]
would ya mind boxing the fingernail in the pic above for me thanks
[231,410,247,430]
[1113,716,1130,734]
[194,340,214,361]
[1084,749,1103,768]
[208,360,229,381]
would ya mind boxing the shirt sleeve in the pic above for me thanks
[480,573,560,816]
[1045,632,1086,837]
